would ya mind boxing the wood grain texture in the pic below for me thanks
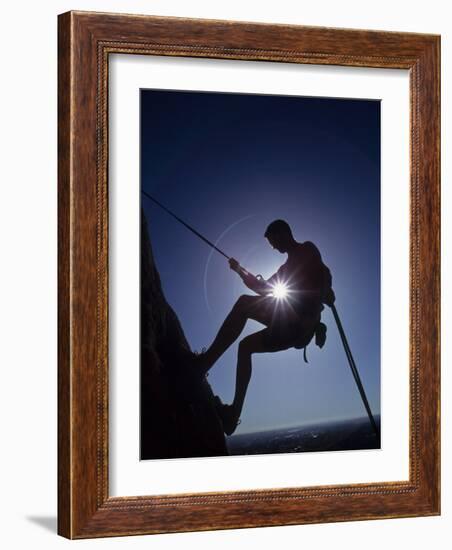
[57,10,440,539]
[57,10,72,538]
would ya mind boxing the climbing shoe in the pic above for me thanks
[189,347,210,377]
[214,396,241,436]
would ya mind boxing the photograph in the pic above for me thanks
[51,5,440,540]
[139,88,381,460]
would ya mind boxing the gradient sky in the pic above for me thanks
[141,89,380,435]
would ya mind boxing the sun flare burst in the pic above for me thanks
[271,282,289,300]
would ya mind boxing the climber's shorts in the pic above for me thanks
[239,294,320,352]
[261,322,306,352]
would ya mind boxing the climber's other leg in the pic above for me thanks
[218,327,292,435]
[198,295,273,373]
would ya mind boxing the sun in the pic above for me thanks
[271,282,288,299]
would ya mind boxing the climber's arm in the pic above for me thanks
[228,258,271,296]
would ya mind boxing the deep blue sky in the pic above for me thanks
[141,89,380,435]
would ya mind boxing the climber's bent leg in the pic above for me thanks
[217,325,298,435]
[232,326,294,420]
[202,295,273,371]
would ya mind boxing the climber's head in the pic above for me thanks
[264,219,296,253]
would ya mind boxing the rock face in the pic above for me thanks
[140,210,228,459]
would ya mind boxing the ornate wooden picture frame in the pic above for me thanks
[58,11,440,539]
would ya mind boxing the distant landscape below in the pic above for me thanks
[227,416,381,456]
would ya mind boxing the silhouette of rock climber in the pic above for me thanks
[194,219,335,436]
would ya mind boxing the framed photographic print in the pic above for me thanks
[58,11,440,538]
